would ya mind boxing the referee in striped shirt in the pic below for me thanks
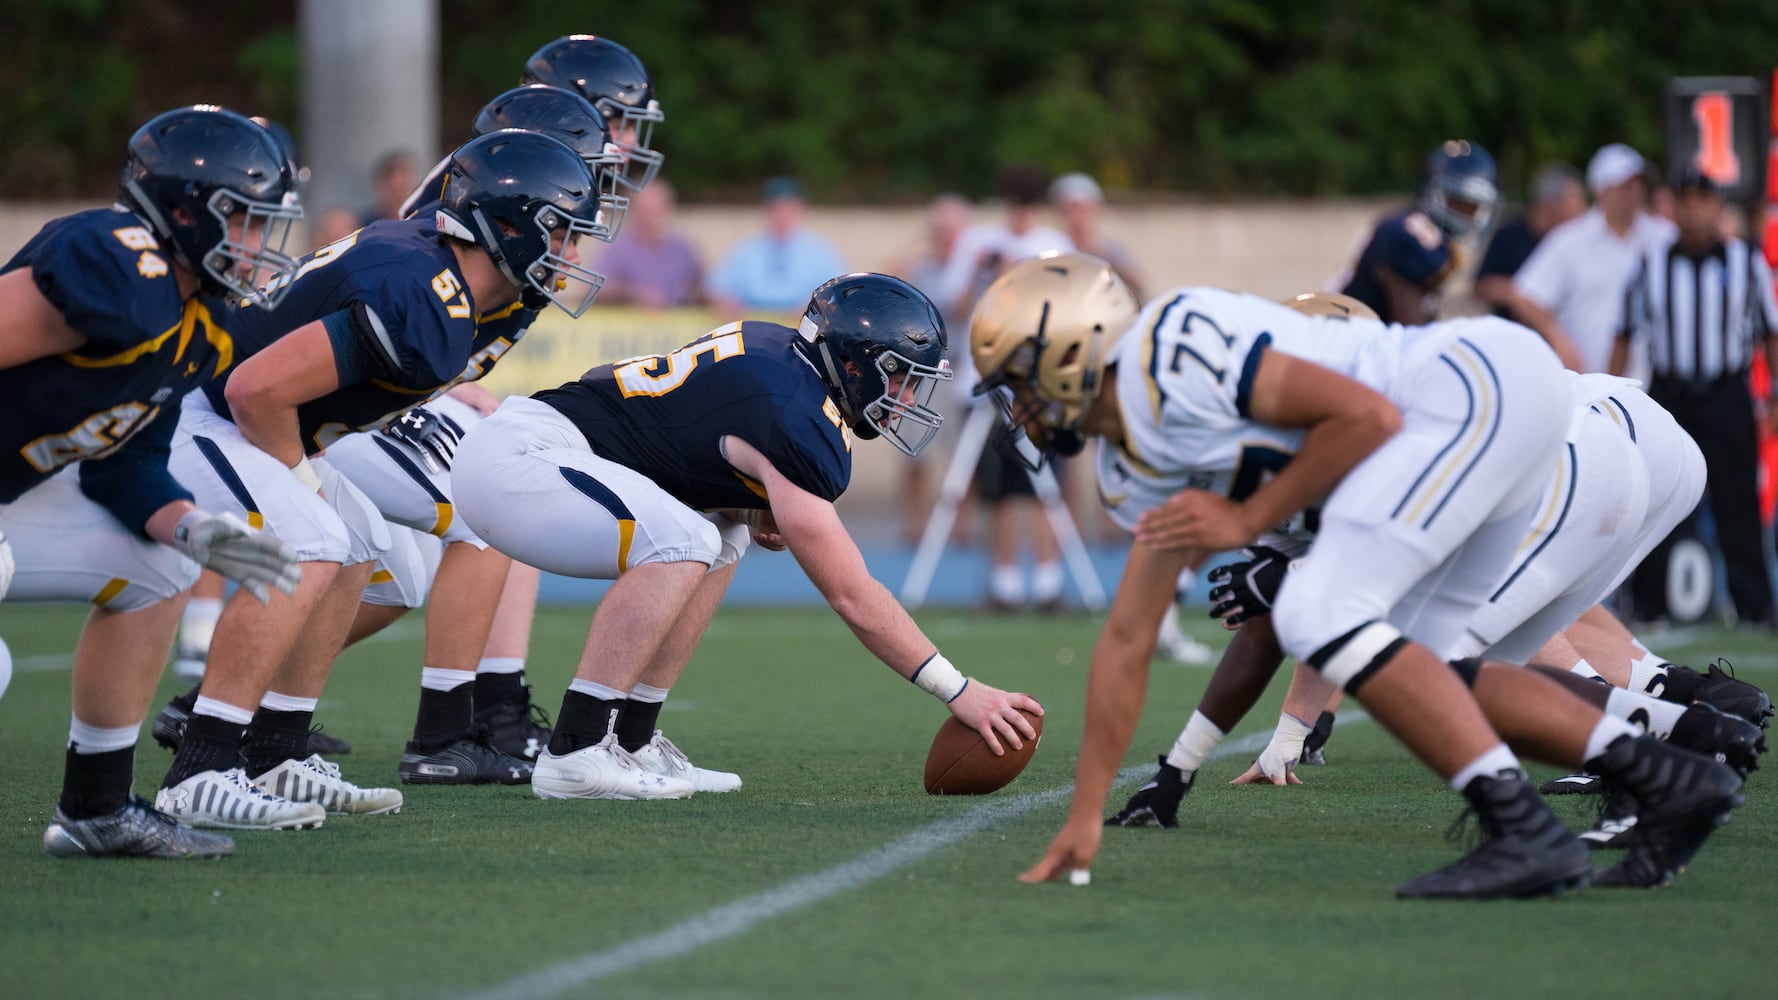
[1614,167,1778,627]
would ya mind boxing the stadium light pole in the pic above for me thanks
[299,0,439,230]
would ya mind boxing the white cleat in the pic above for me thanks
[253,755,404,816]
[631,731,743,794]
[1156,606,1213,664]
[155,768,326,830]
[532,733,695,800]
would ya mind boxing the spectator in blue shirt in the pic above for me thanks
[708,177,848,320]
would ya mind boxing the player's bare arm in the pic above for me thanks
[723,433,1041,753]
[0,269,90,368]
[222,320,344,470]
[1134,352,1399,552]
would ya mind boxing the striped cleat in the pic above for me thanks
[252,755,403,816]
[156,768,326,830]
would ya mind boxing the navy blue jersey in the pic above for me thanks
[203,218,491,453]
[1340,209,1458,324]
[534,321,853,509]
[0,207,228,530]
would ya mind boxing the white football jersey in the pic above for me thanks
[1094,286,1465,535]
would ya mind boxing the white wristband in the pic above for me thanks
[289,457,322,491]
[911,652,968,703]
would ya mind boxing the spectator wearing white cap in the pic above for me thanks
[1507,143,1676,374]
[1050,172,1147,302]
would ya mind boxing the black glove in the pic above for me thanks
[383,406,461,473]
[1207,545,1292,629]
[1105,757,1193,828]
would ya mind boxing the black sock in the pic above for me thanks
[243,708,314,777]
[615,697,665,752]
[164,713,246,787]
[413,683,475,749]
[475,670,525,710]
[548,690,623,755]
[60,746,135,819]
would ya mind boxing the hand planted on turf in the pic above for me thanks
[174,511,302,605]
[1020,815,1102,883]
[947,680,1042,756]
[1207,546,1291,630]
[1134,489,1258,553]
[1105,757,1193,827]
[1231,713,1310,786]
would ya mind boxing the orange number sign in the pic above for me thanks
[1692,91,1741,186]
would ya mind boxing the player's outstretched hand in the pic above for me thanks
[1020,815,1101,884]
[1206,546,1292,630]
[947,679,1042,756]
[383,406,462,473]
[1231,714,1310,786]
[1105,757,1193,828]
[174,511,302,605]
[1134,489,1257,553]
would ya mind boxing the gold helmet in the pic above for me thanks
[1283,291,1378,320]
[970,252,1136,467]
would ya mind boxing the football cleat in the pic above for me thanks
[1300,710,1335,766]
[252,755,402,815]
[1396,772,1592,900]
[475,686,552,761]
[1156,606,1213,664]
[1539,773,1602,795]
[532,733,695,800]
[630,731,742,793]
[1667,701,1766,776]
[44,795,235,859]
[155,768,326,830]
[1105,757,1193,828]
[150,686,201,750]
[1578,787,1637,849]
[398,729,533,785]
[306,727,353,756]
[1668,660,1774,728]
[1588,735,1745,888]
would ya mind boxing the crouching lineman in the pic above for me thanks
[985,254,1742,897]
[451,274,1043,799]
[0,106,304,857]
[150,128,610,827]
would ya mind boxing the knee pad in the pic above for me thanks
[708,513,752,571]
[1306,620,1409,694]
[1448,656,1484,688]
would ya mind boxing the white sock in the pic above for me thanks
[477,656,525,676]
[178,598,223,656]
[629,683,670,703]
[1164,710,1225,773]
[569,678,628,700]
[1583,713,1640,763]
[259,691,319,713]
[1605,687,1688,739]
[1627,653,1671,698]
[1031,561,1065,602]
[1568,658,1603,680]
[68,716,139,754]
[192,696,254,725]
[1448,743,1523,792]
[989,564,1025,604]
[419,667,475,692]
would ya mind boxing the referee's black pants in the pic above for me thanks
[1631,374,1776,626]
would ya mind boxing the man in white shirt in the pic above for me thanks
[1508,144,1677,374]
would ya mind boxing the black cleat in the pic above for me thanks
[399,727,533,785]
[306,727,353,756]
[475,686,552,761]
[1663,660,1773,728]
[150,686,201,750]
[43,795,235,859]
[1396,772,1593,900]
[1299,711,1335,766]
[1578,786,1638,849]
[1587,735,1745,888]
[1668,702,1765,777]
[1539,773,1602,795]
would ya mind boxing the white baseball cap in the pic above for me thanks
[1587,143,1645,194]
[1049,172,1103,205]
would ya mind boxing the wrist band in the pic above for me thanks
[910,652,968,703]
[289,457,322,491]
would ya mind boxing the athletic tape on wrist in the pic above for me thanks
[911,652,968,703]
[289,457,322,492]
[1165,709,1226,773]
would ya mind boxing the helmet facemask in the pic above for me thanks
[596,97,665,191]
[975,309,1111,472]
[587,142,631,241]
[467,203,607,317]
[203,187,303,307]
[1425,169,1499,239]
[861,349,952,457]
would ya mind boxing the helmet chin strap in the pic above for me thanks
[813,339,859,424]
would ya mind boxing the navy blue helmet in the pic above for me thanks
[433,129,607,317]
[474,84,628,242]
[796,274,952,457]
[522,35,663,190]
[1419,140,1499,238]
[119,106,303,305]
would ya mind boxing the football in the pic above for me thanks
[923,709,1043,795]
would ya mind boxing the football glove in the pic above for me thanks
[173,511,302,605]
[1207,545,1292,629]
[1105,757,1193,828]
[383,406,461,473]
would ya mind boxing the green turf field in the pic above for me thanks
[0,603,1772,999]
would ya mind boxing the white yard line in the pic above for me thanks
[15,653,73,673]
[459,718,1364,1000]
